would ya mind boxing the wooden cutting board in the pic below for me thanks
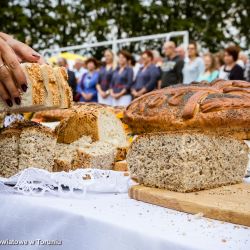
[129,183,250,227]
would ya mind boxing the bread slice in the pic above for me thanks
[127,132,249,192]
[113,160,128,172]
[53,143,77,172]
[18,124,56,172]
[53,66,73,109]
[0,121,56,177]
[53,136,92,172]
[53,139,116,171]
[55,106,128,148]
[40,64,61,107]
[73,141,116,170]
[0,129,20,177]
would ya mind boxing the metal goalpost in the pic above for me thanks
[42,31,189,58]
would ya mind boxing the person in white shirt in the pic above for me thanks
[182,41,205,84]
[73,59,87,84]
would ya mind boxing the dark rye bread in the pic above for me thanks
[127,131,249,192]
[124,80,250,139]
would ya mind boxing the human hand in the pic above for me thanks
[110,91,118,99]
[0,33,44,107]
[0,32,45,64]
[100,90,109,99]
[84,93,93,101]
[131,89,138,97]
[114,93,122,99]
[137,87,146,97]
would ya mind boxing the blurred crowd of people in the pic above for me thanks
[56,41,250,106]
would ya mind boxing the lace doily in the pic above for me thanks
[0,168,135,197]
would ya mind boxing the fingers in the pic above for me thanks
[0,81,13,107]
[0,38,27,93]
[0,61,21,105]
[7,39,43,63]
[0,32,46,64]
[37,56,47,64]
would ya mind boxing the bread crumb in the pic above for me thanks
[221,239,227,243]
[82,174,91,180]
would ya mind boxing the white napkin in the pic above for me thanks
[0,167,135,197]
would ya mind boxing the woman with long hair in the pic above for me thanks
[96,49,116,105]
[110,50,133,106]
[197,53,219,82]
[182,41,205,84]
[131,50,159,98]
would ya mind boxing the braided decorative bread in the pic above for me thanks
[124,80,250,139]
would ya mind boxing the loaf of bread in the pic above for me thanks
[33,103,125,122]
[124,80,250,139]
[55,105,129,150]
[0,63,72,113]
[0,121,56,178]
[127,132,249,192]
[33,108,75,122]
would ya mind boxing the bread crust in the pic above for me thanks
[24,63,46,105]
[124,80,250,139]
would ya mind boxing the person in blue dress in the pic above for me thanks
[77,58,99,102]
[131,50,160,98]
[110,50,133,106]
[96,49,116,105]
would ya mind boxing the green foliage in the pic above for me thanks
[1,0,249,55]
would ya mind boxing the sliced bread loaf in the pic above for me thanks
[127,132,249,192]
[53,66,73,109]
[0,63,72,112]
[0,63,46,112]
[0,121,56,177]
[55,105,128,147]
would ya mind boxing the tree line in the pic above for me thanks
[1,0,249,56]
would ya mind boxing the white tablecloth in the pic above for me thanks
[0,192,249,250]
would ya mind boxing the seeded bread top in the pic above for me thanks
[0,120,56,138]
[124,79,250,139]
